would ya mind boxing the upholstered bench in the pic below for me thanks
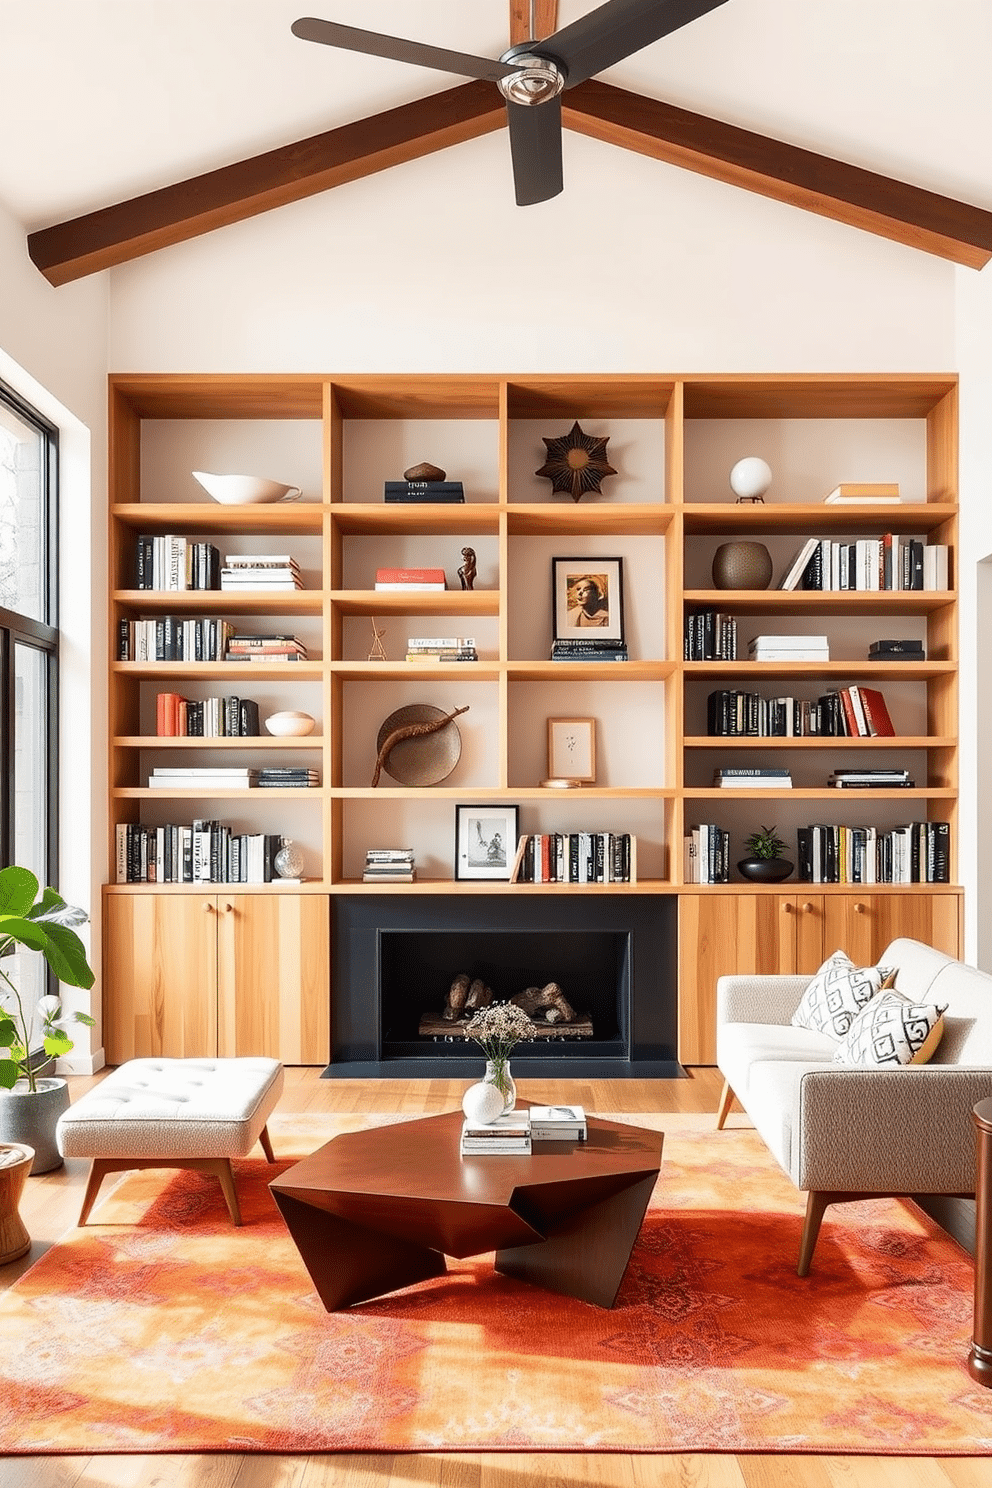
[56,1057,284,1226]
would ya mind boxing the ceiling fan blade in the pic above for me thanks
[542,0,729,88]
[506,96,563,205]
[291,17,515,83]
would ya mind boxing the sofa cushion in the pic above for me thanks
[791,950,895,1039]
[718,1021,837,1102]
[832,991,946,1067]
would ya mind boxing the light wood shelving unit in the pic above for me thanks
[103,372,963,1067]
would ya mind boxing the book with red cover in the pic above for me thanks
[838,687,861,737]
[156,691,183,737]
[375,567,446,589]
[857,686,896,736]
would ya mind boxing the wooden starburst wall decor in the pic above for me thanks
[536,421,617,502]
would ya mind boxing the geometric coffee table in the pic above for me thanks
[270,1108,663,1311]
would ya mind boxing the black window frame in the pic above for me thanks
[0,376,60,886]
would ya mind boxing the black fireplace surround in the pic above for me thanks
[326,894,681,1079]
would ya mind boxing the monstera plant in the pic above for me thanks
[0,866,95,1172]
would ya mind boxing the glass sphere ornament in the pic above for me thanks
[729,456,772,500]
[274,838,304,879]
[462,1080,506,1126]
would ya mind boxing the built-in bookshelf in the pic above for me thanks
[104,373,963,1066]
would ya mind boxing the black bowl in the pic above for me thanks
[737,857,795,883]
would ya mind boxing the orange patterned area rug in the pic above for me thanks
[2,1111,991,1457]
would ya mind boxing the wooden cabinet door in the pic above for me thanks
[103,893,218,1063]
[679,894,805,1065]
[216,894,330,1064]
[820,891,963,967]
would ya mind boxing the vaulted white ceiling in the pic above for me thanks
[1,0,989,264]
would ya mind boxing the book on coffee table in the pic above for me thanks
[529,1105,588,1141]
[460,1110,532,1155]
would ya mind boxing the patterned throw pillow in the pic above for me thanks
[791,949,895,1040]
[832,991,947,1067]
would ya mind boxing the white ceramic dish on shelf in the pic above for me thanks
[192,471,302,505]
[264,711,316,737]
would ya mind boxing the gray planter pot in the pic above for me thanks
[0,1078,70,1174]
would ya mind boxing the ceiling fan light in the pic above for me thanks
[497,53,565,106]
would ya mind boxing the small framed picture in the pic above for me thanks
[552,556,625,643]
[547,717,596,782]
[454,804,520,881]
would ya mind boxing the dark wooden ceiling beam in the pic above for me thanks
[563,79,992,269]
[510,0,559,45]
[27,81,505,286]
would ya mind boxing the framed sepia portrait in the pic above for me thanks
[454,804,520,881]
[547,717,596,782]
[552,556,625,644]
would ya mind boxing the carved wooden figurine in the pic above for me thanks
[457,547,477,591]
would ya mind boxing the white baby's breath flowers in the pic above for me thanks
[462,1001,533,1061]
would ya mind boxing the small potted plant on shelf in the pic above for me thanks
[0,866,96,1173]
[737,825,795,884]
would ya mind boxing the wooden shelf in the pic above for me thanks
[113,661,324,680]
[114,589,324,615]
[686,660,953,681]
[114,735,323,748]
[111,502,325,535]
[331,589,497,616]
[684,736,955,749]
[683,502,957,535]
[683,589,953,615]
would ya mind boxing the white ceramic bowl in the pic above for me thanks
[264,710,316,737]
[192,470,302,505]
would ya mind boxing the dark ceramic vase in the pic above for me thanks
[737,857,795,883]
[711,541,773,590]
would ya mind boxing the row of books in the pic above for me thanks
[146,766,318,790]
[798,821,950,883]
[118,621,308,662]
[684,610,738,661]
[684,825,732,883]
[406,636,478,662]
[710,767,915,790]
[220,555,304,591]
[782,536,950,593]
[363,848,415,883]
[510,832,636,884]
[115,822,285,884]
[156,693,260,737]
[550,639,629,662]
[706,685,894,738]
[135,535,221,591]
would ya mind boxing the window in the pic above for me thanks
[0,380,58,1034]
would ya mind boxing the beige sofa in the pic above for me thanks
[715,937,992,1274]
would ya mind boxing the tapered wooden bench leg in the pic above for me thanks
[715,1079,736,1131]
[258,1124,275,1163]
[78,1159,114,1226]
[798,1191,831,1276]
[204,1158,243,1226]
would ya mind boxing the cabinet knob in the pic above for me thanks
[854,901,866,914]
[782,901,794,913]
[802,902,813,914]
[202,902,214,914]
[222,901,234,914]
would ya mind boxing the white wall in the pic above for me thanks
[0,195,109,1070]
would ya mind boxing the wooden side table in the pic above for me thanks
[0,1142,34,1266]
[969,1099,992,1385]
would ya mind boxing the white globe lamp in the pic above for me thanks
[729,457,772,500]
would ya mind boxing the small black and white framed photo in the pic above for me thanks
[454,804,520,881]
[552,557,625,643]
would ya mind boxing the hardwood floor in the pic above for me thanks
[1,1068,986,1488]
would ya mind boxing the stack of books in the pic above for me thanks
[551,638,629,662]
[147,766,258,790]
[155,693,260,737]
[225,633,308,663]
[530,1105,587,1141]
[384,480,464,503]
[828,768,914,789]
[749,634,829,663]
[713,767,792,789]
[406,635,477,662]
[374,567,446,591]
[460,1110,532,1156]
[135,535,221,591]
[220,554,303,590]
[511,832,635,884]
[363,848,415,883]
[683,824,731,883]
[869,638,925,662]
[684,610,737,660]
[255,767,320,789]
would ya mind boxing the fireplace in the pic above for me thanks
[326,894,681,1078]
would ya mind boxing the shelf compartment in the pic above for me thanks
[331,661,500,681]
[682,502,957,536]
[680,375,957,421]
[332,786,673,800]
[114,787,325,800]
[506,504,674,536]
[686,661,954,682]
[683,589,952,615]
[330,878,672,893]
[331,590,498,617]
[111,503,326,535]
[685,788,955,801]
[113,662,324,680]
[114,590,324,616]
[114,735,324,749]
[507,661,674,681]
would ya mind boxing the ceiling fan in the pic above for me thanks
[292,0,729,205]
